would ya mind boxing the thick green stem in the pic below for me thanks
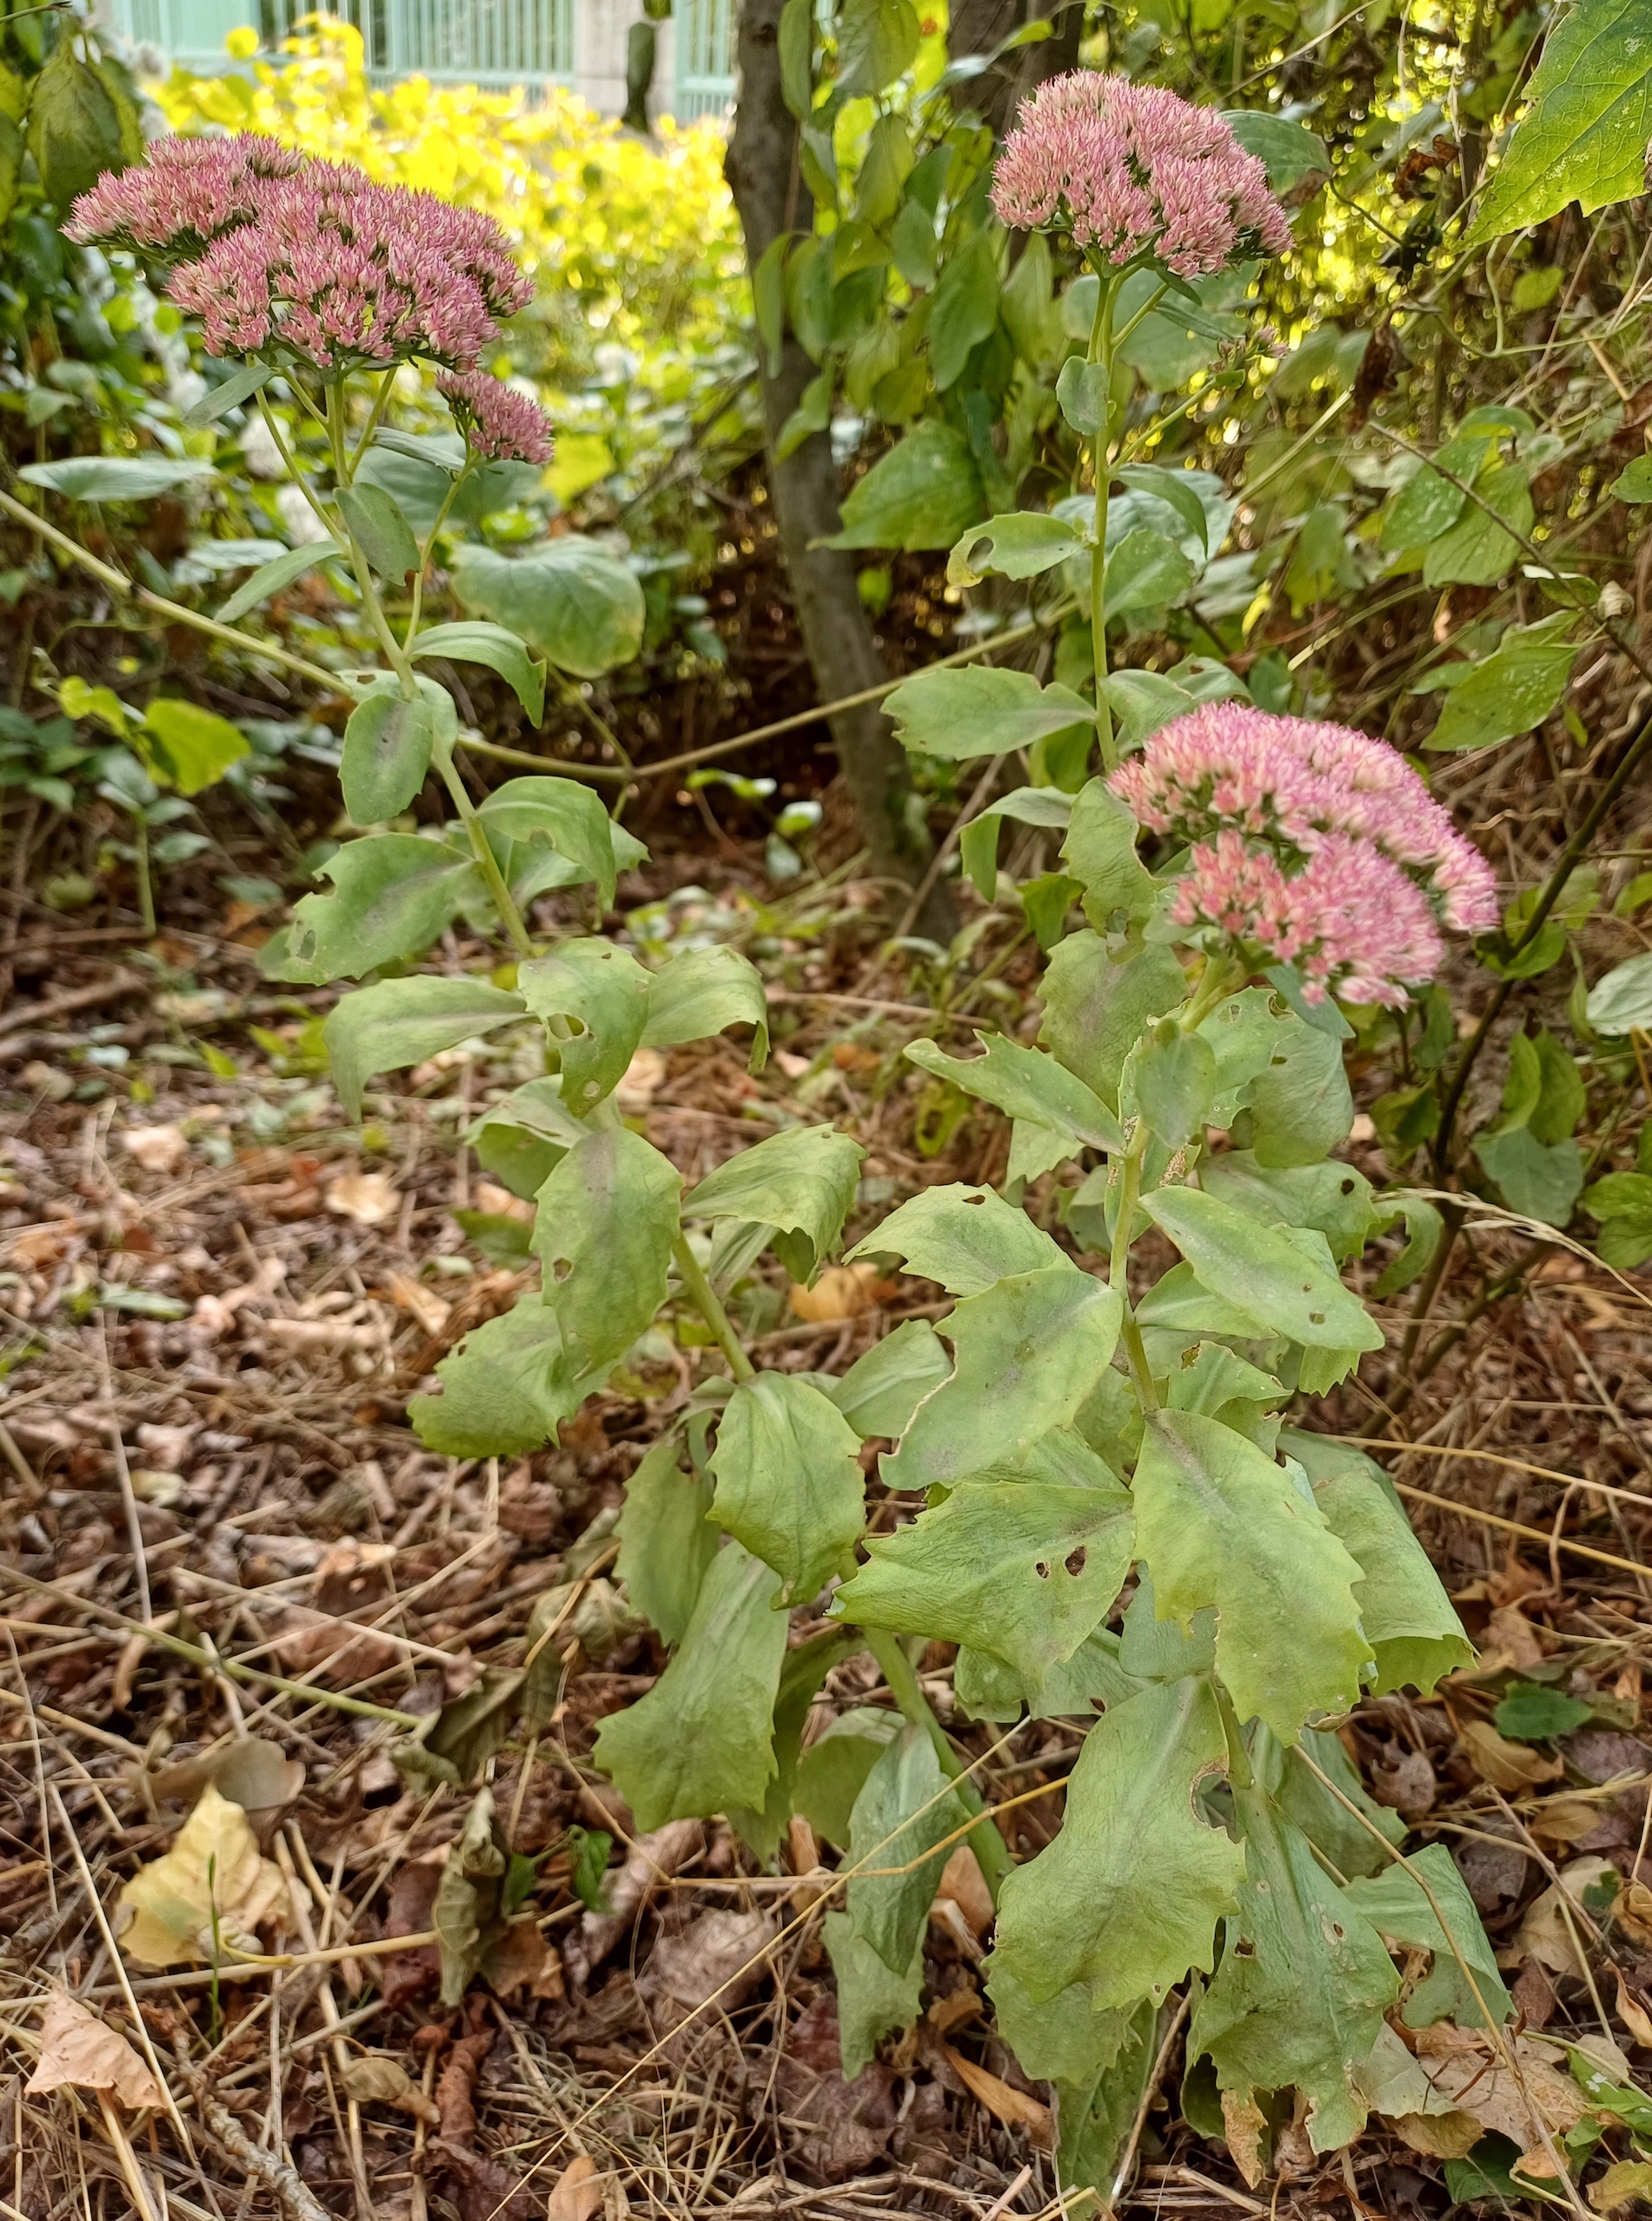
[672,1233,755,1382]
[1086,270,1118,772]
[859,1624,1013,1901]
[434,745,534,959]
[1109,1124,1159,1409]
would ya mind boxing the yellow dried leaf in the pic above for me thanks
[1220,2087,1268,2188]
[115,1785,294,1968]
[324,1169,399,1224]
[933,1845,994,1937]
[1413,2029,1586,2147]
[1461,1718,1564,1790]
[27,1990,164,2111]
[1388,2110,1483,2160]
[1615,1967,1652,2050]
[1617,1880,1652,1950]
[546,2153,605,2221]
[942,2044,1052,2148]
[1591,2159,1652,2213]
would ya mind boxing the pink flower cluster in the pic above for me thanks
[1113,702,1497,1007]
[437,370,554,466]
[67,135,532,372]
[991,76,1291,278]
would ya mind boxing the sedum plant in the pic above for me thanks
[38,106,1544,2204]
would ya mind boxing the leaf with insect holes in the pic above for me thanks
[1191,1789,1400,2154]
[844,1723,972,1976]
[323,975,525,1122]
[409,1293,595,1459]
[1282,1430,1473,1696]
[847,1180,1065,1294]
[883,1264,1123,1489]
[340,690,436,825]
[116,1785,293,1967]
[710,1373,866,1607]
[948,511,1085,588]
[682,1123,866,1283]
[1141,1186,1381,1351]
[1132,1411,1372,1737]
[276,835,482,984]
[616,1437,718,1646]
[27,1991,165,2111]
[518,938,653,1114]
[991,1676,1244,2010]
[906,1034,1125,1156]
[836,1479,1134,1694]
[640,944,770,1070]
[533,1127,680,1373]
[594,1541,790,1830]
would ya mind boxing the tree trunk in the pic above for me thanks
[947,0,1085,140]
[726,0,951,935]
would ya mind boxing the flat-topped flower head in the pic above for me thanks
[991,75,1290,277]
[1111,701,1497,934]
[438,370,554,465]
[68,133,533,372]
[1119,702,1494,1006]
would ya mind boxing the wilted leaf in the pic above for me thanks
[943,2044,1053,2145]
[1462,1719,1565,1789]
[116,1785,293,1967]
[27,1990,164,2110]
[433,1785,508,2008]
[340,2054,441,2125]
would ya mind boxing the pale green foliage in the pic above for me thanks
[615,1438,716,1646]
[709,1373,866,1606]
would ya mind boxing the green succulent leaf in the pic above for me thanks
[885,665,1095,761]
[682,1123,866,1283]
[519,937,654,1114]
[139,698,249,796]
[824,1911,925,2078]
[1142,1186,1381,1351]
[474,775,630,908]
[615,1437,717,1647]
[847,1180,1065,1294]
[844,1724,972,1975]
[640,944,770,1070]
[216,540,347,624]
[324,974,525,1121]
[336,482,421,581]
[1342,1842,1513,2031]
[451,536,646,677]
[409,1293,593,1458]
[826,1318,954,1439]
[884,1264,1124,1488]
[1132,1410,1373,1736]
[710,1373,866,1607]
[532,1126,680,1373]
[1060,781,1159,931]
[593,1541,789,1831]
[411,621,547,724]
[991,1676,1244,2010]
[278,835,481,984]
[1041,934,1188,1107]
[836,1479,1134,1693]
[341,688,437,825]
[905,1035,1125,1157]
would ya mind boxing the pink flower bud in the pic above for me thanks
[437,370,554,465]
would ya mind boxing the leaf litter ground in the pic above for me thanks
[5,795,1652,2221]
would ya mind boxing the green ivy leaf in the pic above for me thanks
[884,1265,1124,1489]
[640,944,769,1070]
[519,938,653,1114]
[615,1437,717,1646]
[991,1676,1244,2009]
[533,1127,680,1373]
[837,1479,1134,1694]
[845,1724,971,1974]
[826,1318,953,1438]
[1133,1411,1373,1736]
[884,666,1095,761]
[682,1123,866,1283]
[710,1373,866,1606]
[323,974,525,1121]
[340,688,436,825]
[1141,1187,1381,1351]
[1191,1791,1400,2154]
[474,775,631,911]
[411,621,547,725]
[451,537,645,677]
[848,1180,1065,1293]
[278,835,481,983]
[1283,1430,1475,1696]
[905,1035,1125,1156]
[594,1541,789,1830]
[1465,0,1652,243]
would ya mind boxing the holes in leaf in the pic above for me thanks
[1065,1545,1087,1576]
[1339,1176,1356,1194]
[552,1257,572,1282]
[1309,1310,1324,1325]
[1034,1559,1052,1579]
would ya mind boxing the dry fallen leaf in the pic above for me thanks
[120,1124,187,1177]
[788,1262,884,1323]
[546,2154,604,2221]
[1484,1604,1547,1669]
[1412,2027,1587,2148]
[934,1845,994,1938]
[1529,1793,1613,1847]
[926,1989,982,2038]
[1591,2159,1652,2213]
[1220,2089,1268,2189]
[115,1785,295,1967]
[941,2045,1052,2147]
[388,1271,450,1337]
[1461,1718,1564,1790]
[1615,1966,1652,2049]
[339,2054,440,2125]
[27,1990,164,2111]
[325,1169,400,1225]
[1388,2110,1483,2160]
[1516,1854,1620,1979]
[474,1180,534,1222]
[138,1737,303,1820]
[1617,1880,1652,1950]
[192,1253,285,1337]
